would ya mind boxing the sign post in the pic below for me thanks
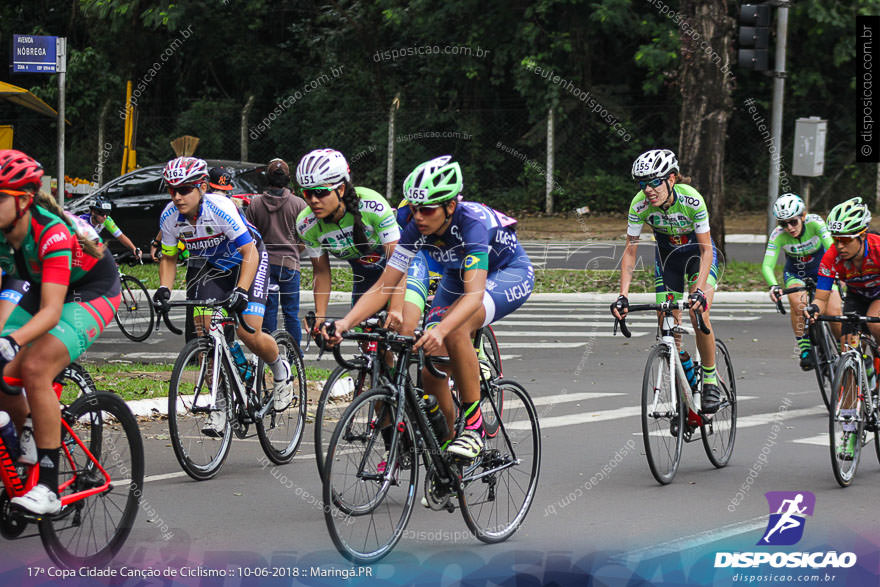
[56,38,66,205]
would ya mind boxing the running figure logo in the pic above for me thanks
[759,491,816,546]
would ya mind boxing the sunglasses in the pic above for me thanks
[168,184,199,196]
[777,218,801,228]
[833,234,862,244]
[0,189,29,198]
[638,177,666,190]
[301,183,343,199]
[409,203,443,217]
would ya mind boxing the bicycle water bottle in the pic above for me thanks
[421,394,449,442]
[0,411,20,460]
[680,350,698,390]
[230,341,251,382]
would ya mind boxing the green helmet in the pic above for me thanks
[402,155,462,205]
[827,197,872,235]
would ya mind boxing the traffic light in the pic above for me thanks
[738,4,771,71]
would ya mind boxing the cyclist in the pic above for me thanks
[0,150,120,514]
[324,155,534,461]
[295,149,400,323]
[763,193,841,369]
[806,197,878,459]
[610,149,722,413]
[154,157,293,434]
[80,194,141,260]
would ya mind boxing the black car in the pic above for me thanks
[66,159,267,251]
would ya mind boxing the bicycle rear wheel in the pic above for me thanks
[701,339,737,468]
[167,338,233,480]
[459,378,540,543]
[811,322,838,412]
[256,331,306,464]
[55,362,98,403]
[314,363,369,478]
[642,345,683,485]
[114,274,155,342]
[829,355,863,487]
[40,391,144,567]
[323,387,417,564]
[477,326,504,437]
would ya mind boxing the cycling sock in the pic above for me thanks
[702,364,717,385]
[841,409,858,432]
[796,335,811,353]
[381,426,393,452]
[37,447,60,494]
[269,355,290,382]
[462,401,484,435]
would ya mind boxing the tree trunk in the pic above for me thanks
[677,0,735,261]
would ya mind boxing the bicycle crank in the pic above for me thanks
[423,470,455,512]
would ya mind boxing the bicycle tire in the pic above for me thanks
[478,326,504,437]
[642,345,683,485]
[40,391,144,568]
[459,378,541,543]
[114,274,155,342]
[811,321,838,412]
[314,363,369,478]
[829,355,863,487]
[168,337,234,480]
[56,362,98,402]
[323,387,417,564]
[256,331,306,464]
[701,339,737,468]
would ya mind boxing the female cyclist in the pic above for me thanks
[324,155,534,460]
[0,150,120,514]
[610,148,722,413]
[763,193,841,369]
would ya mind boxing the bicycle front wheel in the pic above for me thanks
[55,362,98,403]
[829,355,863,487]
[40,391,145,568]
[701,339,737,468]
[314,363,369,478]
[477,326,504,437]
[114,274,155,342]
[168,338,234,480]
[256,331,307,464]
[323,387,417,564]
[460,378,540,543]
[642,345,683,485]
[811,321,839,412]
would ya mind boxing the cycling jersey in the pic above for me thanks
[78,212,123,239]
[158,193,261,271]
[66,211,101,244]
[297,187,399,266]
[762,214,833,286]
[396,204,443,312]
[818,232,880,298]
[627,184,710,257]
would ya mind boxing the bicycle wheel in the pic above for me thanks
[642,345,683,485]
[829,355,863,487]
[40,391,144,567]
[323,387,417,564]
[701,339,737,468]
[459,378,541,543]
[314,363,369,478]
[114,274,155,342]
[167,337,233,480]
[256,331,307,464]
[478,326,504,437]
[811,321,839,412]
[55,362,98,403]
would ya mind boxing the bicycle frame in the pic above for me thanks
[655,310,705,429]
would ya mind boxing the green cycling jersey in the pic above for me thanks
[626,183,710,252]
[761,213,833,286]
[296,187,400,263]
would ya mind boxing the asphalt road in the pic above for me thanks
[2,296,871,586]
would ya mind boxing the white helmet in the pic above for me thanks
[295,149,350,188]
[162,157,208,187]
[631,149,679,180]
[772,193,805,220]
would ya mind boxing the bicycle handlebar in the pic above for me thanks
[817,313,880,324]
[156,296,255,334]
[614,301,710,338]
[0,373,22,396]
[113,251,142,267]
[775,278,817,315]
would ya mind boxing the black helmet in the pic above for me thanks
[208,167,234,192]
[90,195,113,215]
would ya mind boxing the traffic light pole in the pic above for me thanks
[766,3,789,235]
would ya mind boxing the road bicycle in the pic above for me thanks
[320,323,539,563]
[112,251,155,342]
[307,310,503,479]
[160,297,306,480]
[614,296,736,484]
[774,277,840,411]
[0,374,144,567]
[815,313,880,487]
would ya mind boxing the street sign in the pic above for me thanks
[10,35,58,73]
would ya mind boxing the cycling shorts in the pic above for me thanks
[425,256,534,330]
[1,249,121,363]
[654,243,718,304]
[350,258,387,307]
[841,291,880,336]
[188,245,270,317]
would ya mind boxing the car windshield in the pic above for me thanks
[104,167,164,198]
[233,168,266,194]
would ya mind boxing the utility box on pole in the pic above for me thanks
[792,117,827,177]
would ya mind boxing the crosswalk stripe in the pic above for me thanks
[496,332,648,339]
